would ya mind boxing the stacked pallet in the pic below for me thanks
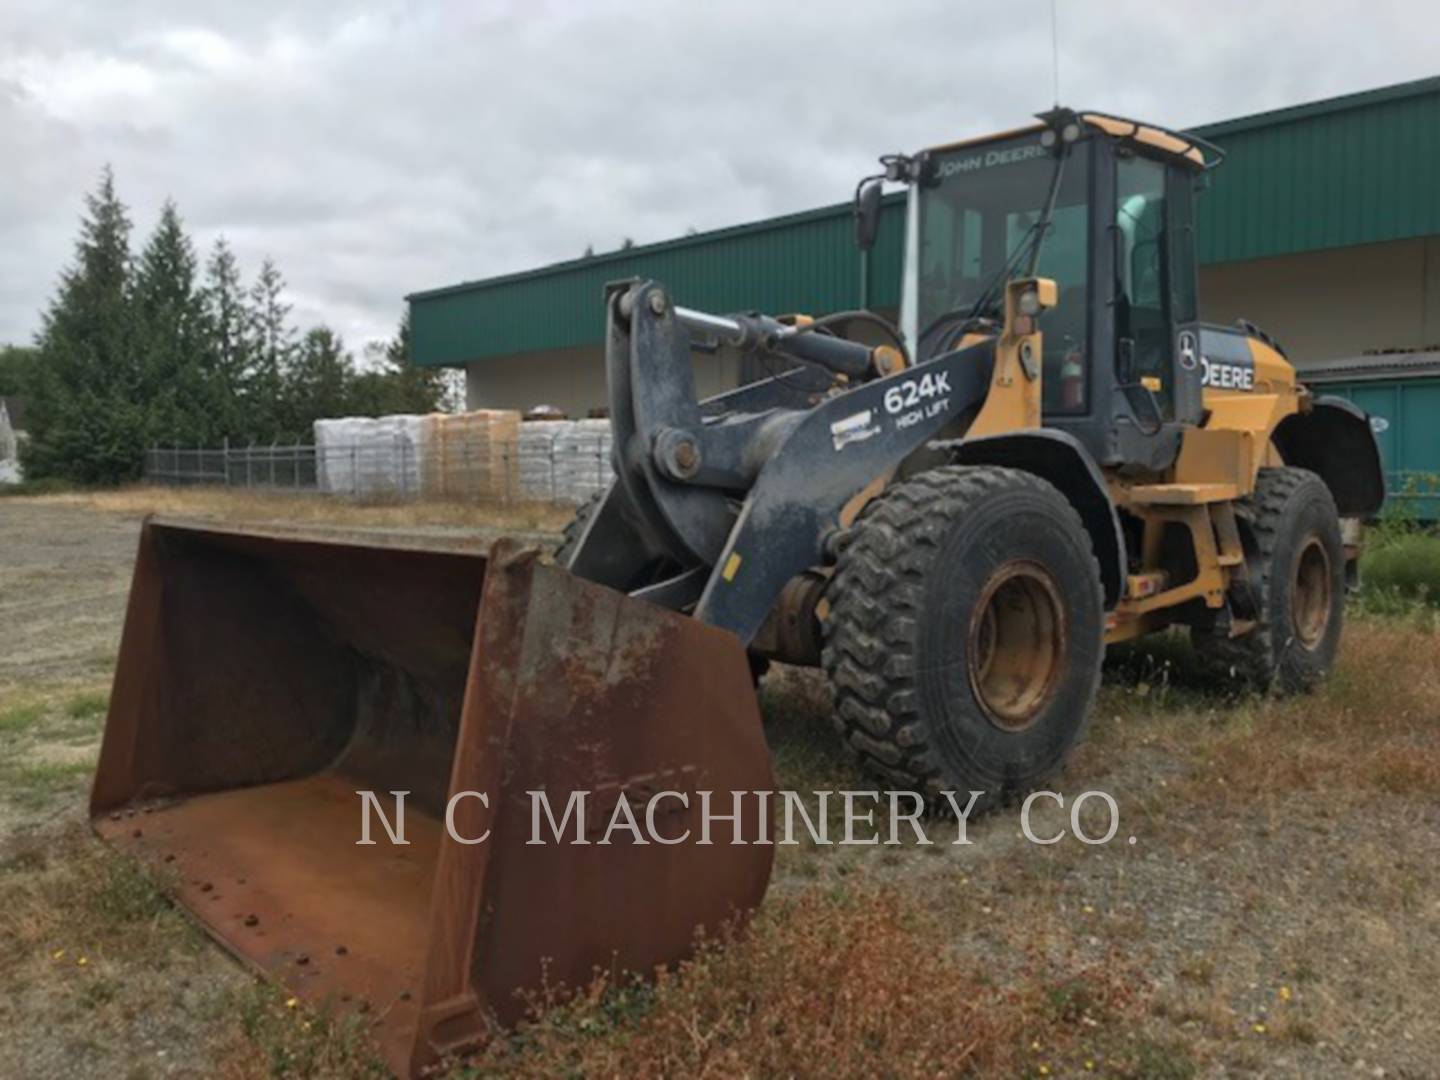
[423,410,521,500]
[518,419,613,503]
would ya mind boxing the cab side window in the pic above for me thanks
[1115,155,1173,418]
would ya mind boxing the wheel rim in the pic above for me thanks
[967,561,1068,731]
[1291,537,1333,649]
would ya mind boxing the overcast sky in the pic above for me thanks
[3,0,1438,352]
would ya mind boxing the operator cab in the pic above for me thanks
[857,110,1223,471]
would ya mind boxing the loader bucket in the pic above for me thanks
[91,519,774,1077]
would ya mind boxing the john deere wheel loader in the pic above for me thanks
[92,108,1384,1075]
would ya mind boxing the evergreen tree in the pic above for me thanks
[345,313,445,418]
[283,326,353,438]
[247,257,295,435]
[0,344,39,398]
[24,167,146,482]
[200,238,253,437]
[133,199,209,445]
[22,170,451,479]
[384,313,442,410]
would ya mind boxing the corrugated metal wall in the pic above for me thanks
[413,79,1440,367]
[1194,85,1440,264]
[412,200,905,367]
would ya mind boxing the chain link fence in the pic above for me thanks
[143,436,613,505]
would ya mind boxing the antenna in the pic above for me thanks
[1050,0,1061,105]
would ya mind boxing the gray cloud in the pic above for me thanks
[3,0,1438,349]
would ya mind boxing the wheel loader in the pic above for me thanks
[91,108,1385,1075]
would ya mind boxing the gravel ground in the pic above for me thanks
[0,501,138,685]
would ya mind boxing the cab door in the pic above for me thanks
[1165,161,1204,426]
[1113,152,1204,429]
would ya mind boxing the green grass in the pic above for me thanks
[65,692,109,721]
[0,702,46,734]
[5,759,96,809]
[1361,531,1440,607]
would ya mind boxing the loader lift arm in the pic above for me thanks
[568,278,1001,644]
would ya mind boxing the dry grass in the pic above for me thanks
[0,822,252,1078]
[12,485,576,535]
[1095,615,1440,804]
[0,828,1159,1080]
[0,823,186,969]
[453,886,1151,1079]
[212,984,390,1080]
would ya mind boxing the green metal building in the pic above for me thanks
[410,76,1440,502]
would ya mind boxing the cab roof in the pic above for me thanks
[925,111,1220,171]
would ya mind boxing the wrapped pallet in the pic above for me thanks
[314,415,429,497]
[423,410,521,500]
[518,419,613,503]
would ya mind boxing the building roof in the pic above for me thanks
[412,76,1440,367]
[1298,348,1440,383]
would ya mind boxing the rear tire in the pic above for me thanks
[1194,467,1344,693]
[822,466,1105,811]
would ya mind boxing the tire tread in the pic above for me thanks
[821,465,1104,802]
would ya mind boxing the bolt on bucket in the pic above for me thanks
[91,519,774,1076]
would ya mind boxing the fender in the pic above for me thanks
[1271,396,1386,518]
[940,428,1127,609]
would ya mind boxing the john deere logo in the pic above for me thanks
[936,143,1046,178]
[1177,330,1198,371]
[1200,354,1255,391]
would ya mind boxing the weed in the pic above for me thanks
[222,983,388,1079]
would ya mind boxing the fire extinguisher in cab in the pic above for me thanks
[1060,348,1084,409]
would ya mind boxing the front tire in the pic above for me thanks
[1194,467,1344,692]
[822,466,1105,811]
[553,489,606,565]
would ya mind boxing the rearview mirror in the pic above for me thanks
[854,179,883,251]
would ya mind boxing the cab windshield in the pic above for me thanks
[912,133,1092,412]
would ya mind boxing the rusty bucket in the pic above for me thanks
[91,519,774,1076]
